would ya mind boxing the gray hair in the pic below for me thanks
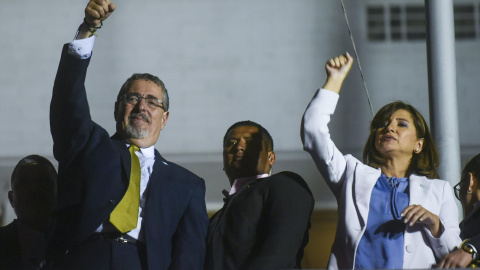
[117,73,169,111]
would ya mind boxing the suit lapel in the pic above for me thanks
[409,174,431,208]
[354,163,381,228]
[224,177,264,212]
[147,150,171,191]
[111,134,131,187]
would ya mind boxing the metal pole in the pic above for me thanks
[425,0,462,217]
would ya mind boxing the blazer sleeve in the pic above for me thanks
[425,180,462,260]
[242,173,314,269]
[301,88,347,194]
[50,44,94,166]
[169,177,209,270]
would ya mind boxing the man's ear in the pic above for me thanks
[8,190,14,208]
[114,101,119,121]
[159,111,169,130]
[469,172,477,192]
[268,151,276,166]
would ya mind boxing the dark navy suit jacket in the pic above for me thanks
[205,171,314,270]
[0,220,21,269]
[49,44,209,269]
[461,204,480,253]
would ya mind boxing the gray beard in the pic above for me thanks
[124,124,148,139]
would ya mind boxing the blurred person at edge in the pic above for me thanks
[439,153,480,268]
[0,155,57,270]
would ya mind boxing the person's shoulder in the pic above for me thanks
[267,171,312,194]
[0,221,20,265]
[344,154,381,175]
[155,153,203,183]
[410,174,452,192]
[344,154,369,167]
[0,220,19,249]
[411,174,447,183]
[270,171,303,181]
[0,220,18,235]
[169,161,200,178]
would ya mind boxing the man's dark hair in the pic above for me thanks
[11,155,57,189]
[223,120,274,151]
[117,73,170,111]
[461,153,480,185]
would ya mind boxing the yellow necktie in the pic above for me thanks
[110,144,141,233]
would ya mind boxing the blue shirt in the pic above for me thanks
[354,174,409,269]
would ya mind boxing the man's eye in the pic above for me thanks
[224,140,236,148]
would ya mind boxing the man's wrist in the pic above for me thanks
[74,19,103,40]
[461,240,478,260]
[82,18,103,33]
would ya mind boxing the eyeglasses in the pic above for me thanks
[453,182,461,201]
[121,93,165,110]
[453,178,469,201]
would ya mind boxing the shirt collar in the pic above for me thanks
[126,144,155,157]
[228,173,269,196]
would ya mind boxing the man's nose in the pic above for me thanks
[134,97,147,110]
[235,139,246,150]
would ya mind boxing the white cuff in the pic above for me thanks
[466,243,479,260]
[68,36,95,59]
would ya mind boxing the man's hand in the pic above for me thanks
[76,0,116,39]
[85,0,116,27]
[401,204,441,237]
[437,248,473,268]
[322,53,353,94]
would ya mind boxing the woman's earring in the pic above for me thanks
[468,190,473,194]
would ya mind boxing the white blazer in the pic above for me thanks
[301,89,461,269]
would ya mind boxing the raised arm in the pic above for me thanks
[300,53,353,192]
[50,0,116,165]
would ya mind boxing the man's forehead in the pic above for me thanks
[128,80,163,95]
[227,126,260,137]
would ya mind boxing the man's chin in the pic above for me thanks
[124,125,148,139]
[228,167,258,179]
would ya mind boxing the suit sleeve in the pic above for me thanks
[467,235,480,254]
[169,178,209,270]
[301,89,348,194]
[464,209,480,253]
[50,44,94,166]
[425,180,462,260]
[243,173,314,269]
